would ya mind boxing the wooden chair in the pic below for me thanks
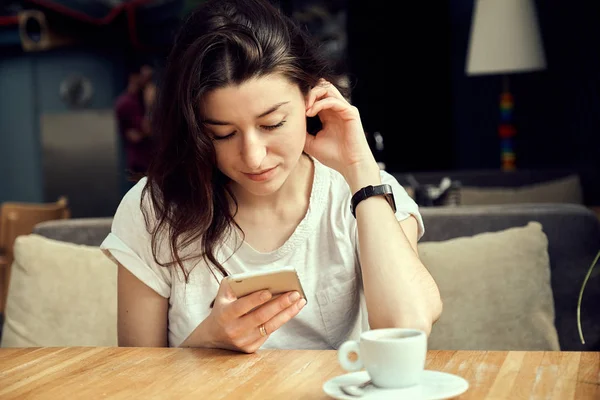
[0,197,70,314]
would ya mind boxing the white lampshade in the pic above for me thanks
[466,0,547,75]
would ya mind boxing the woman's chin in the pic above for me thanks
[233,170,288,197]
[242,177,285,196]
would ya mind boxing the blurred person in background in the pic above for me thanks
[115,62,156,182]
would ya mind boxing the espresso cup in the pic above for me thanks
[337,328,427,389]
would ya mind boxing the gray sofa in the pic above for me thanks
[16,203,600,351]
[393,168,598,205]
[419,203,600,352]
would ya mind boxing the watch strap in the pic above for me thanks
[350,184,396,218]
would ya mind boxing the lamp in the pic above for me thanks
[466,0,547,171]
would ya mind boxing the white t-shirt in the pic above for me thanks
[100,158,424,349]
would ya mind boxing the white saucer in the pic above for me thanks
[323,370,469,400]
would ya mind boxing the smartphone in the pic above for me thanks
[224,266,307,302]
[306,115,322,136]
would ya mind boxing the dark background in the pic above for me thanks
[2,0,600,214]
[342,0,600,175]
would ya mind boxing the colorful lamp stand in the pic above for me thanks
[498,78,516,171]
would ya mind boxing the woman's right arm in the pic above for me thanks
[118,263,169,347]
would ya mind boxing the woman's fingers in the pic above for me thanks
[306,85,328,110]
[307,97,359,120]
[242,291,303,330]
[260,296,307,337]
[306,80,347,109]
[318,79,347,101]
[223,289,273,319]
[213,284,307,352]
[234,292,307,346]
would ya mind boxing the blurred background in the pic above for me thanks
[1,0,600,218]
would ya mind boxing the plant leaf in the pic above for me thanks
[578,248,600,344]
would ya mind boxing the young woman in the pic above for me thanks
[101,0,442,353]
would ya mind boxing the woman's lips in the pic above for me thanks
[244,166,278,182]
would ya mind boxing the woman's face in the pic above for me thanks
[201,73,308,197]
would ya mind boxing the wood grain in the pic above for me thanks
[0,347,598,399]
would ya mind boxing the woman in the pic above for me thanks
[101,0,442,353]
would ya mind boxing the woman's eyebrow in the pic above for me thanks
[203,101,290,125]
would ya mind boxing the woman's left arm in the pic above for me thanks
[345,164,443,335]
[303,80,442,335]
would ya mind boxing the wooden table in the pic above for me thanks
[0,347,598,399]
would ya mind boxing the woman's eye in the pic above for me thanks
[212,120,285,140]
[263,120,286,131]
[213,132,235,141]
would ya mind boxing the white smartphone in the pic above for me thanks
[224,266,306,302]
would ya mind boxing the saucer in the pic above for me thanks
[323,370,469,400]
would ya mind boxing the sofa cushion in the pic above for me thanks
[1,234,117,347]
[33,218,113,246]
[420,221,560,351]
[459,174,583,205]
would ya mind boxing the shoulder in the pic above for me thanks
[313,159,346,193]
[313,160,424,239]
[314,159,407,203]
[102,177,173,297]
[118,177,149,212]
[112,178,154,237]
[312,159,352,212]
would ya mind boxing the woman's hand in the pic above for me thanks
[303,79,379,182]
[203,279,306,353]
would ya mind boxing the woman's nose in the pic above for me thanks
[240,132,267,171]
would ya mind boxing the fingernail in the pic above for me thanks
[289,292,300,302]
[298,299,307,308]
[261,291,271,301]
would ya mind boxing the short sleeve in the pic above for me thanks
[380,170,425,240]
[100,178,171,298]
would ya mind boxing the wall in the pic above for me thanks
[346,0,454,172]
[0,49,125,210]
[0,55,40,203]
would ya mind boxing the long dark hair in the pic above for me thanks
[142,0,348,282]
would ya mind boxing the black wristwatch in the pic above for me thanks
[350,184,397,218]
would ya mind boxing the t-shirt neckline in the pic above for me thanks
[224,156,327,264]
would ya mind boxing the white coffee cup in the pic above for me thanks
[337,328,427,389]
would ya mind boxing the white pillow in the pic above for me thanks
[419,222,560,351]
[1,234,117,347]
